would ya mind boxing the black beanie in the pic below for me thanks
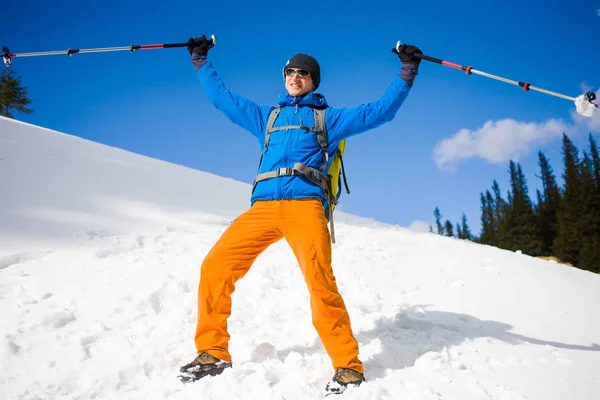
[283,53,321,90]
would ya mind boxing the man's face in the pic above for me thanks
[285,68,314,97]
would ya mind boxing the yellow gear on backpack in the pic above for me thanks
[326,139,349,214]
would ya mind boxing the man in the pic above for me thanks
[179,35,422,393]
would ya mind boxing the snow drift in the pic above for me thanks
[1,116,599,400]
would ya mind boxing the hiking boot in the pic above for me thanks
[324,368,365,395]
[178,352,232,383]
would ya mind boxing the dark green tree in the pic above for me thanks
[582,134,600,272]
[554,134,585,266]
[579,233,600,273]
[434,207,444,235]
[577,143,600,272]
[588,133,600,188]
[479,190,496,245]
[491,180,509,246]
[479,192,491,243]
[535,151,561,255]
[492,180,508,228]
[502,161,542,255]
[458,213,473,240]
[0,69,33,118]
[444,220,454,237]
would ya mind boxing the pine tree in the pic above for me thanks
[554,134,585,266]
[0,69,33,118]
[534,189,544,241]
[479,193,489,242]
[589,133,600,189]
[434,207,444,235]
[583,134,600,272]
[479,190,496,245]
[502,161,542,255]
[579,233,600,273]
[491,180,509,247]
[459,213,473,240]
[444,220,454,237]
[492,180,508,227]
[577,143,600,272]
[535,151,561,255]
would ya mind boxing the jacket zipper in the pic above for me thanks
[280,97,299,199]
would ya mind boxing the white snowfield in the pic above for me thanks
[1,116,599,400]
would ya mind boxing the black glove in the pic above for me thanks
[187,35,214,57]
[393,44,422,66]
[392,43,422,87]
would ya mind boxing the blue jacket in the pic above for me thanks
[196,60,411,207]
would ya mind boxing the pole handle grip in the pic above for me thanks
[392,40,443,64]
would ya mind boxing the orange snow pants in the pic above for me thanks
[194,199,363,374]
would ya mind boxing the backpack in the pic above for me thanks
[252,106,350,242]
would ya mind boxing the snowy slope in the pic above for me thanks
[1,116,599,400]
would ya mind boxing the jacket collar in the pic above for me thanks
[276,91,328,108]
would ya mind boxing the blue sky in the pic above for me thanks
[2,0,599,235]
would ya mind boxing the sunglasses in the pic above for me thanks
[285,68,311,78]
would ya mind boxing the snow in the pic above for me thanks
[1,115,600,400]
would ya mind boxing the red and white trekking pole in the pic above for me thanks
[2,35,216,67]
[394,41,598,117]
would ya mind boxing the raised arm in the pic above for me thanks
[188,35,271,142]
[326,43,422,143]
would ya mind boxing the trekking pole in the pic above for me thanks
[393,41,598,117]
[2,35,216,68]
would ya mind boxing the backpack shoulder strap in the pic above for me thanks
[312,107,328,150]
[264,107,283,148]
